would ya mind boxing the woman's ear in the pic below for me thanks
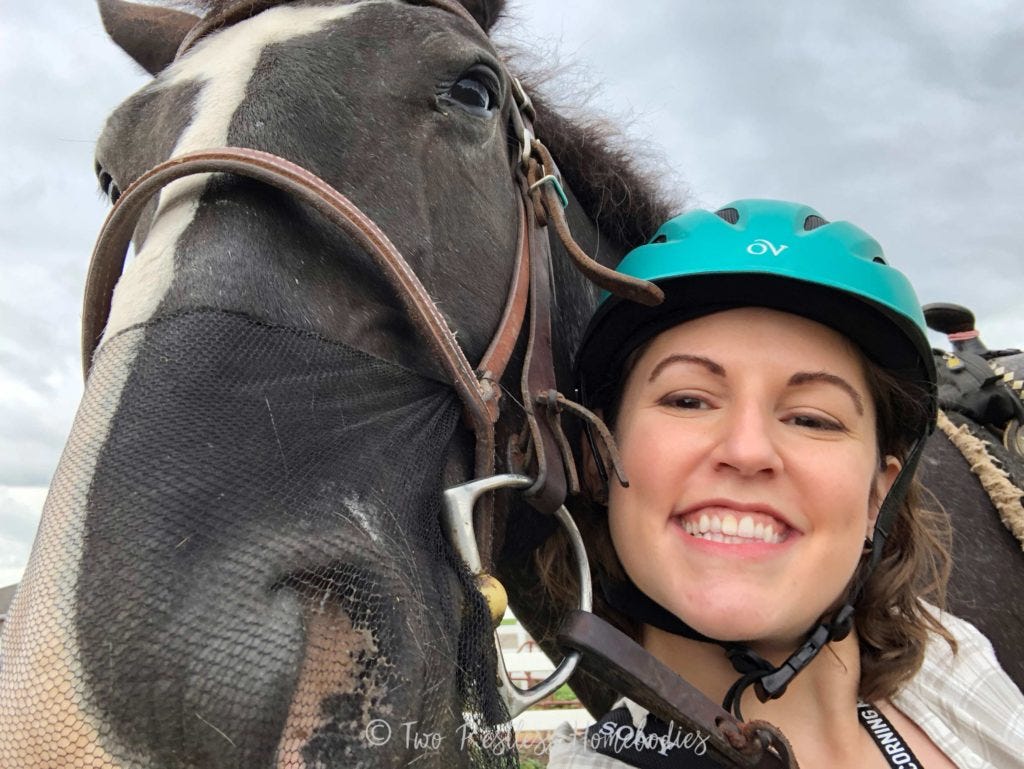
[867,455,902,537]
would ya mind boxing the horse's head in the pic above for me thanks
[0,2,673,766]
[94,0,520,371]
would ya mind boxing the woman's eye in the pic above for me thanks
[447,72,498,112]
[663,394,709,410]
[789,414,844,431]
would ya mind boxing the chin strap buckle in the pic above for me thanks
[724,603,857,719]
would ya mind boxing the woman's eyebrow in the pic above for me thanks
[788,371,864,415]
[648,354,725,382]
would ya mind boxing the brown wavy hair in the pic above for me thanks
[537,347,956,703]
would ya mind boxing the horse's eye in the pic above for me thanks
[447,70,499,113]
[451,77,492,110]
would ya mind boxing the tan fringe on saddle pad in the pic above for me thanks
[937,410,1024,551]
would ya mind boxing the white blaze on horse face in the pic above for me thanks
[102,2,372,346]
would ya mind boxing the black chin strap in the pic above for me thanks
[721,605,856,718]
[601,435,929,721]
[600,577,717,643]
[603,574,856,720]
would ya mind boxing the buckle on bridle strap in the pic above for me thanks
[528,174,568,209]
[442,474,592,718]
[510,77,537,169]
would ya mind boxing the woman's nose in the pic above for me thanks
[709,403,783,477]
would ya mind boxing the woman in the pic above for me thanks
[544,200,1024,768]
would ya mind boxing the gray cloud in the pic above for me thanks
[1,2,147,496]
[0,487,47,586]
[499,1,1023,347]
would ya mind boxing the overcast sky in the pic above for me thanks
[1,1,1022,586]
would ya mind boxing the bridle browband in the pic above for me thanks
[80,3,796,766]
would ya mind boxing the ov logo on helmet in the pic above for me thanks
[747,239,788,256]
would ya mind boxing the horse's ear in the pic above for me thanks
[97,0,200,76]
[456,0,506,32]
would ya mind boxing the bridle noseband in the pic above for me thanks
[81,3,796,766]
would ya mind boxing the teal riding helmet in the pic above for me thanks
[575,199,939,712]
[576,198,937,430]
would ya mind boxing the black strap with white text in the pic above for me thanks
[857,702,925,769]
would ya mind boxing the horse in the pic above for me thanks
[1,1,1021,767]
[920,346,1024,689]
[0,1,673,766]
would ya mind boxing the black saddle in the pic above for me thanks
[925,302,1024,459]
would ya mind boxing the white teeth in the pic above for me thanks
[683,511,787,545]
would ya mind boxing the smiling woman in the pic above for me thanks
[541,199,1024,769]
[608,308,897,650]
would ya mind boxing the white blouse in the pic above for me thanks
[547,609,1024,768]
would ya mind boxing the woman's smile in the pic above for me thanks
[675,505,792,546]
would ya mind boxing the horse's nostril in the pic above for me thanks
[97,169,121,204]
[275,563,392,634]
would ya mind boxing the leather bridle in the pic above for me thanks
[82,0,658,525]
[80,2,797,766]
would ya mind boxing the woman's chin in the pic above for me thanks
[653,594,811,648]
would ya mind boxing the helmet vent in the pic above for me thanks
[873,256,888,264]
[715,207,740,224]
[803,215,829,231]
[651,234,668,244]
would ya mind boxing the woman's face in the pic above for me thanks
[607,307,899,650]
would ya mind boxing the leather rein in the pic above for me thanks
[79,2,796,767]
